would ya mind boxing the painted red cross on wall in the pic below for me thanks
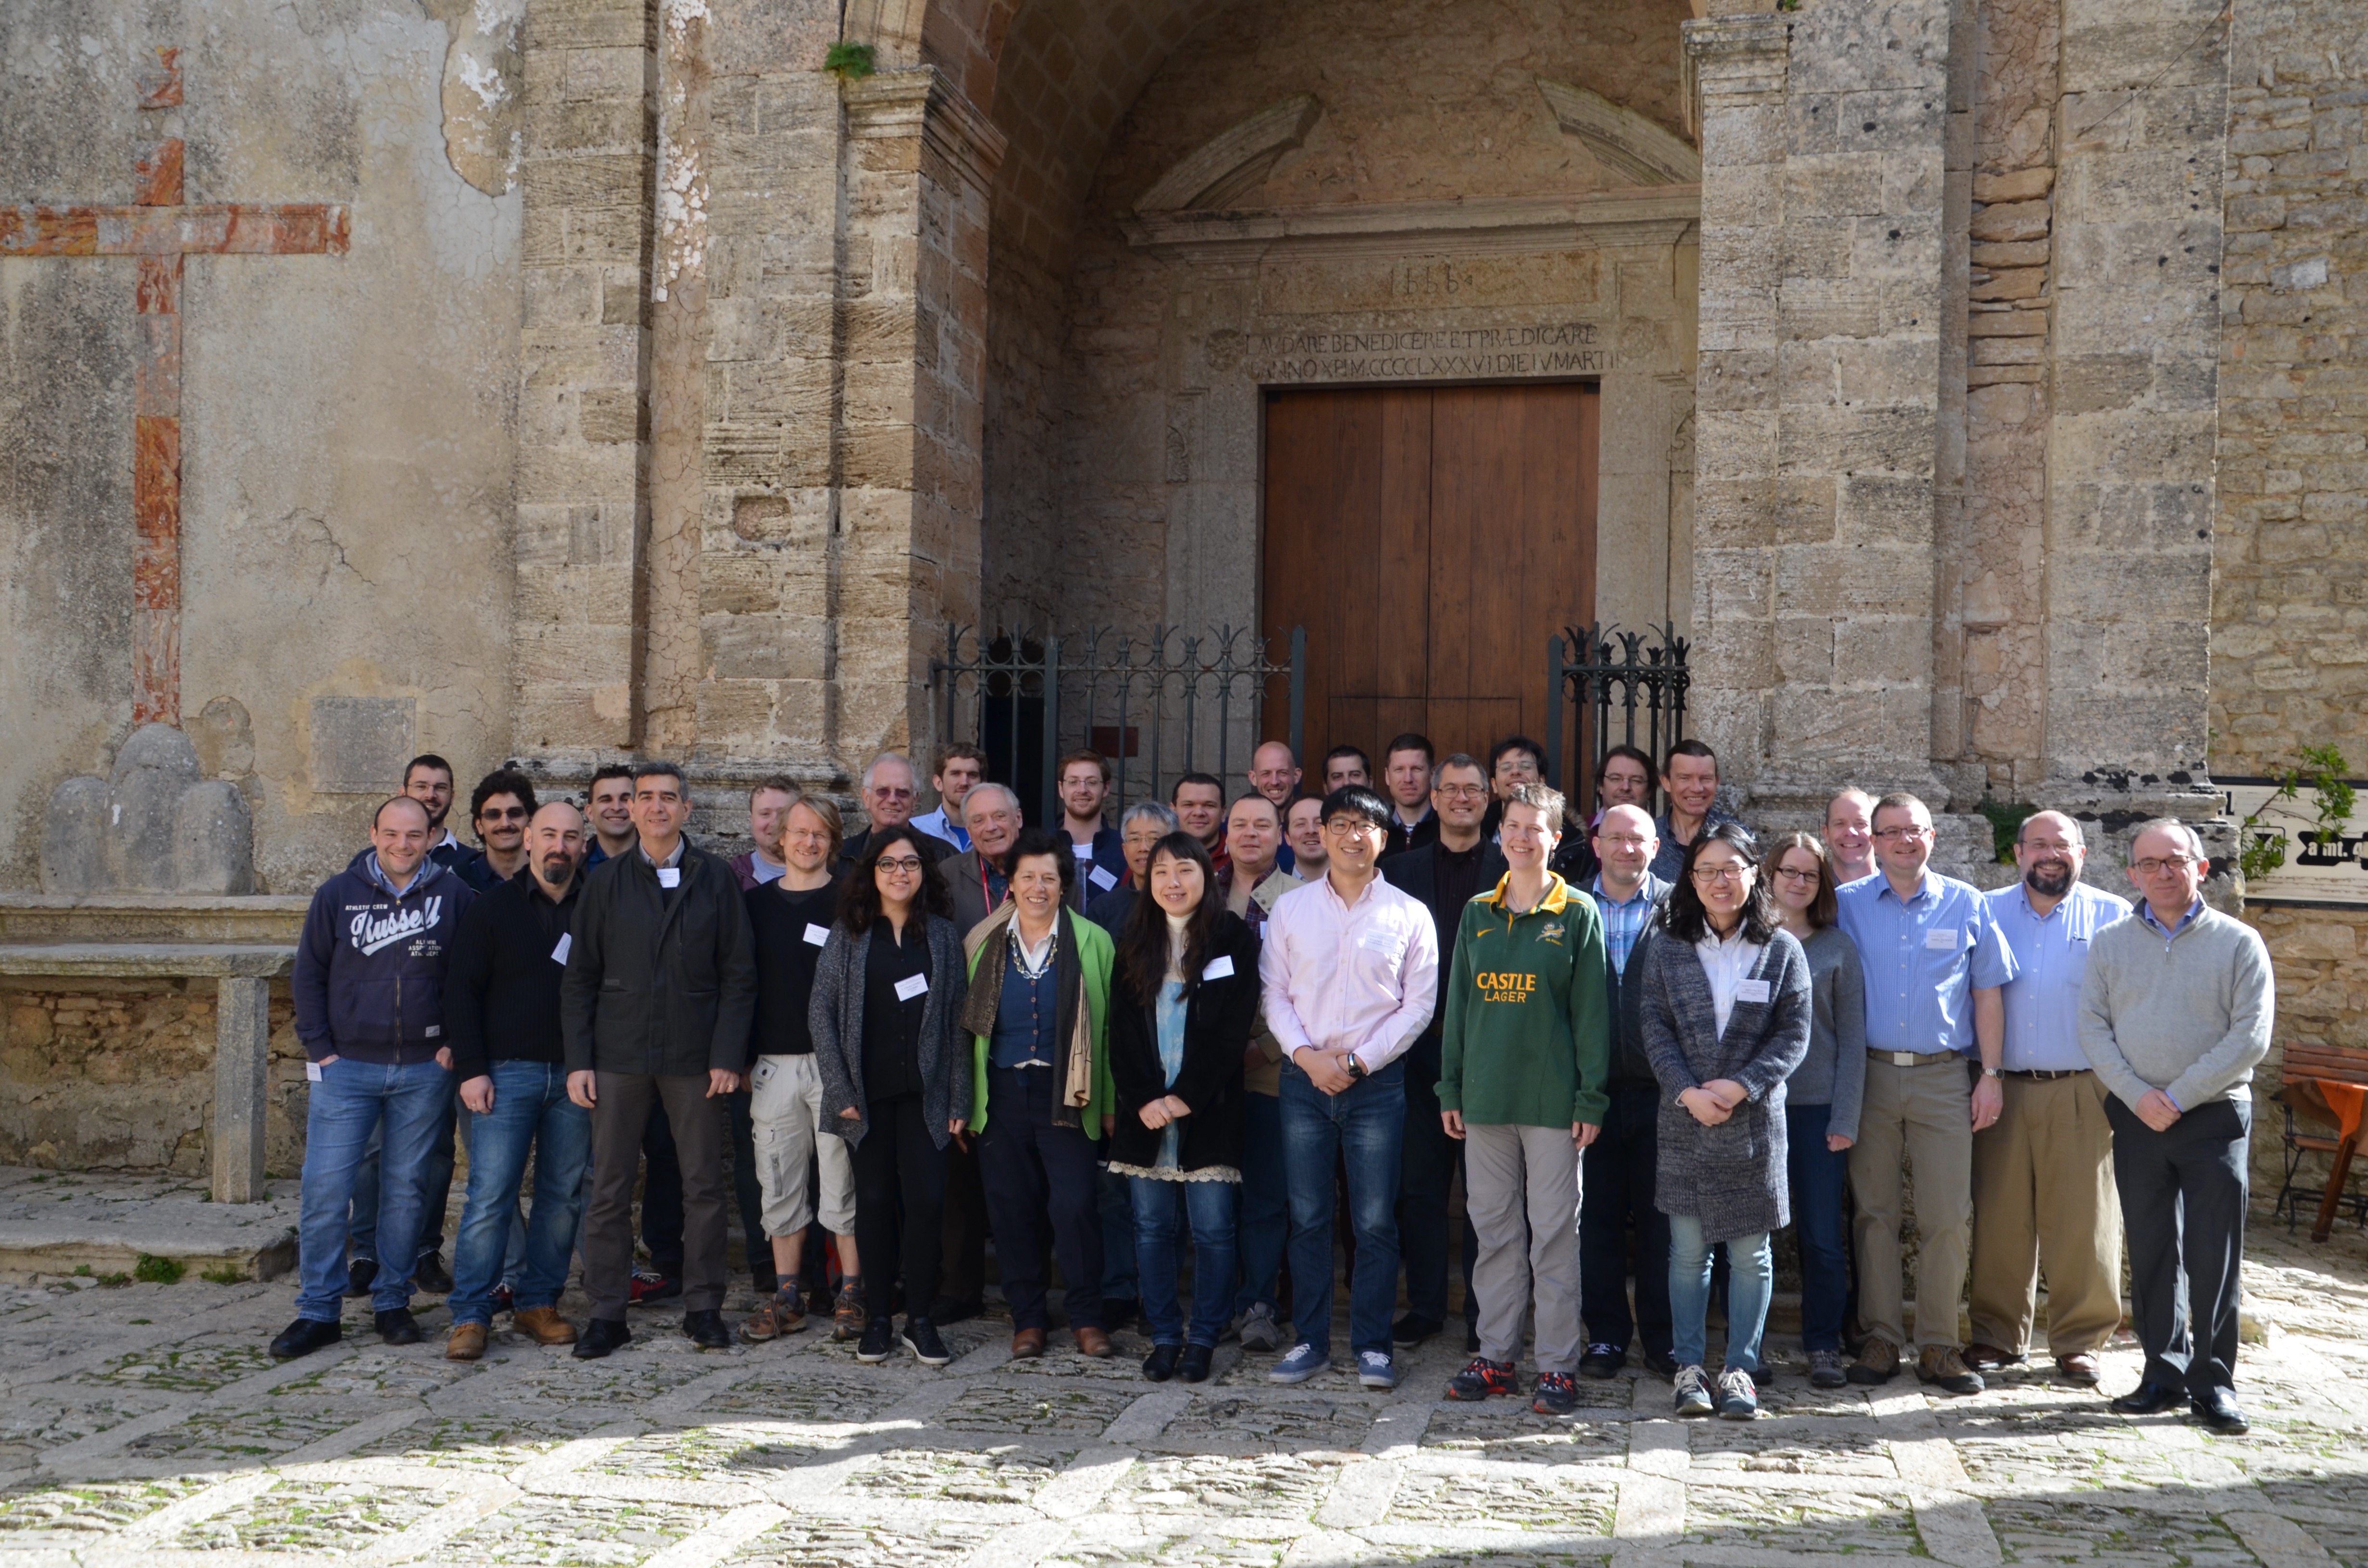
[1,48,348,725]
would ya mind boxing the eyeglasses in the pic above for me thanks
[1324,819,1383,836]
[876,856,923,873]
[1774,866,1821,883]
[1596,834,1650,850]
[480,807,529,821]
[869,786,915,800]
[1873,827,1932,841]
[2131,857,2197,876]
[1435,784,1489,800]
[1691,865,1751,884]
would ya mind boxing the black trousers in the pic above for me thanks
[2109,1095,2250,1395]
[940,1136,990,1309]
[977,1068,1107,1331]
[853,1096,948,1322]
[1398,1049,1477,1327]
[1578,1084,1674,1358]
[586,1074,728,1319]
[639,1100,684,1277]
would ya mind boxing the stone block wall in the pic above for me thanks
[2213,0,2368,778]
[0,981,308,1177]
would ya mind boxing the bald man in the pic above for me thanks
[1967,811,2131,1387]
[1825,789,1877,886]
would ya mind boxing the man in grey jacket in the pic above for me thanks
[2079,819,2273,1434]
[562,761,757,1358]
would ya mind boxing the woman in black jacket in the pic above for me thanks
[1106,831,1258,1383]
[809,829,970,1369]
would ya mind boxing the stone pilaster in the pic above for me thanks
[1685,2,1954,814]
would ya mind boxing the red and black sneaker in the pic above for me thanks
[1446,1357,1519,1401]
[491,1286,515,1317]
[629,1269,682,1307]
[1532,1371,1581,1415]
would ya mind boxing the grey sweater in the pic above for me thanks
[1787,924,1868,1143]
[2078,905,2274,1113]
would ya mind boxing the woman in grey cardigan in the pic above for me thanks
[1641,822,1813,1421]
[809,829,971,1369]
[1764,831,1867,1390]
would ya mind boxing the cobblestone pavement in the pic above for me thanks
[0,1205,2362,1568]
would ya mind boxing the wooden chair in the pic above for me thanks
[2276,1041,2368,1242]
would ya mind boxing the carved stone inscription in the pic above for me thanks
[1251,320,1607,383]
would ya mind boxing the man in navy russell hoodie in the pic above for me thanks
[272,795,475,1360]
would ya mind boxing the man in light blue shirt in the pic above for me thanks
[907,744,983,854]
[1832,793,2017,1396]
[1966,811,2130,1386]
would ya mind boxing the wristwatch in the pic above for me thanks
[1981,1065,2002,1078]
[1344,1055,1368,1082]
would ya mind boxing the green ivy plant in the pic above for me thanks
[2238,744,2355,883]
[825,41,876,80]
[1978,797,2036,865]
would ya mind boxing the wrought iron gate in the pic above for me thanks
[931,625,1306,829]
[1545,623,1690,816]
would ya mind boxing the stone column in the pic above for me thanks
[212,974,270,1203]
[1685,2,1956,814]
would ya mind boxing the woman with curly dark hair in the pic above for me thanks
[1641,820,1812,1422]
[809,829,969,1368]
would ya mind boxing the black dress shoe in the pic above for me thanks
[928,1297,984,1326]
[573,1317,632,1360]
[375,1308,422,1347]
[411,1252,454,1294]
[1142,1344,1180,1382]
[2111,1379,2184,1416]
[1102,1297,1141,1332]
[344,1259,378,1299]
[1179,1344,1214,1384]
[2190,1386,2251,1434]
[270,1317,343,1360]
[683,1309,731,1349]
[1391,1313,1442,1348]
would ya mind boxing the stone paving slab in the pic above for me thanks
[0,1210,2357,1566]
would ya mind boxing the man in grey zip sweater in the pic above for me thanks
[2079,819,2273,1435]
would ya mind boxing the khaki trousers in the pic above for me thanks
[1968,1071,2123,1358]
[1848,1054,1973,1353]
[1464,1123,1583,1374]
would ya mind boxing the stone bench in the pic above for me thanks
[0,942,296,1205]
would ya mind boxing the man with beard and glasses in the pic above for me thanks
[1967,811,2131,1387]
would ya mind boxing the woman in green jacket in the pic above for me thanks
[959,827,1117,1361]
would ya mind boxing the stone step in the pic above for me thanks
[0,1168,296,1283]
[0,893,308,946]
[0,941,295,978]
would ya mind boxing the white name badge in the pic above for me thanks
[1357,928,1403,957]
[803,922,832,947]
[1925,927,1960,951]
[1203,955,1235,981]
[894,972,929,1002]
[1737,978,1770,1004]
[1089,865,1118,891]
[657,868,681,889]
[306,1061,324,1082]
[551,932,572,965]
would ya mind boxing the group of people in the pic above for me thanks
[276,733,2274,1435]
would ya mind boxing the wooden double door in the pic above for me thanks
[1262,383,1598,777]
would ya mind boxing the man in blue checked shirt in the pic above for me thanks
[1833,792,2018,1397]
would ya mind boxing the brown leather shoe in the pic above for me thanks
[1074,1325,1114,1359]
[512,1307,578,1346]
[1011,1326,1047,1360]
[2055,1351,2101,1386]
[1964,1343,2022,1372]
[1847,1337,1901,1385]
[1917,1345,1986,1396]
[445,1322,488,1361]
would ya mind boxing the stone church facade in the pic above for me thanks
[0,0,2362,1169]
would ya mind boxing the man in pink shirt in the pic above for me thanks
[1259,786,1441,1391]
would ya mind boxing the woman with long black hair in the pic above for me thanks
[810,829,971,1368]
[1641,821,1812,1421]
[1105,831,1258,1384]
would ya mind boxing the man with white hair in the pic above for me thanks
[835,752,956,874]
[1967,811,2131,1387]
[2080,819,2273,1434]
[940,782,1026,933]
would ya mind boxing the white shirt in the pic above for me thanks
[1259,872,1440,1074]
[1695,930,1767,1040]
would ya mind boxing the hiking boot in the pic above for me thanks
[1673,1364,1714,1417]
[832,1279,864,1341]
[1848,1337,1901,1385]
[1532,1371,1581,1415]
[513,1307,577,1345]
[1446,1358,1518,1401]
[445,1322,488,1361]
[1715,1367,1760,1420]
[1917,1346,1985,1396]
[739,1288,806,1343]
[1809,1348,1848,1389]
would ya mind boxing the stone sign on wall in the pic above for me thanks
[2223,777,2368,907]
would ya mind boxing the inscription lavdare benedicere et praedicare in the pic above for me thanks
[1254,320,1605,382]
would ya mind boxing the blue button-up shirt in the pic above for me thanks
[1835,870,2019,1055]
[1592,873,1660,977]
[1986,880,2132,1072]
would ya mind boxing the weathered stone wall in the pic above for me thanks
[2213,0,2368,778]
[0,0,522,896]
[0,981,308,1176]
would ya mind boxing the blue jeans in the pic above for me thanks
[1669,1215,1773,1374]
[349,1083,457,1263]
[1279,1057,1405,1358]
[1233,1090,1288,1317]
[296,1057,454,1322]
[1131,1176,1238,1347]
[1786,1102,1851,1353]
[450,1061,594,1326]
